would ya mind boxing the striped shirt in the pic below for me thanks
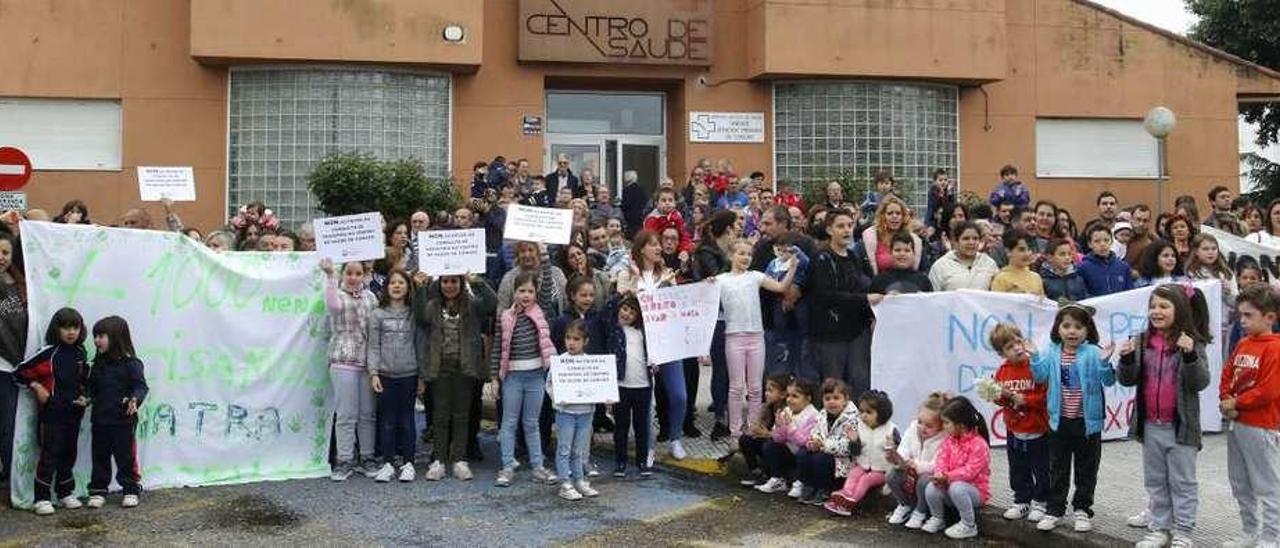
[1060,348,1083,419]
[509,314,542,364]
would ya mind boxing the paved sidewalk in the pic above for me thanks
[618,363,1250,547]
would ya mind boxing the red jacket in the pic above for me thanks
[1221,333,1280,430]
[775,191,805,212]
[643,209,693,253]
[994,359,1049,436]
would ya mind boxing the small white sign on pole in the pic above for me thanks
[418,229,486,275]
[504,204,573,245]
[689,112,766,143]
[550,355,620,405]
[0,192,27,211]
[313,212,386,263]
[136,166,197,201]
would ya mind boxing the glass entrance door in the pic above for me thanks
[545,90,666,199]
[622,143,661,197]
[546,137,664,198]
[548,143,603,195]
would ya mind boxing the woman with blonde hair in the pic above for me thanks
[862,195,922,276]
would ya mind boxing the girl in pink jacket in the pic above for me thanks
[921,396,991,540]
[755,379,820,495]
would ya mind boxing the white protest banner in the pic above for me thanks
[504,204,573,245]
[639,281,720,364]
[313,212,385,262]
[136,166,196,202]
[871,281,1223,446]
[418,229,486,275]
[550,355,620,405]
[11,222,332,509]
[1204,224,1280,278]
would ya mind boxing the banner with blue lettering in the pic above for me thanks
[871,281,1223,445]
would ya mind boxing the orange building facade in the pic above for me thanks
[2,0,1279,231]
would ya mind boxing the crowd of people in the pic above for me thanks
[0,153,1277,547]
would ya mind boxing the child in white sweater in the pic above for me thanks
[886,391,951,527]
[825,390,900,516]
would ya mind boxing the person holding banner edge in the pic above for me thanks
[808,209,883,397]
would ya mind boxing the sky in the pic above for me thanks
[1088,0,1196,34]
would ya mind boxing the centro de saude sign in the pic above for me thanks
[519,0,712,66]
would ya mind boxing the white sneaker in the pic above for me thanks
[944,522,979,539]
[575,480,599,497]
[453,461,473,481]
[532,466,558,484]
[921,516,947,534]
[1072,510,1092,532]
[1036,515,1060,531]
[904,511,928,529]
[1128,508,1151,528]
[59,495,82,509]
[424,461,446,481]
[669,440,687,460]
[495,467,515,487]
[1136,530,1170,548]
[1027,501,1047,522]
[755,477,788,494]
[586,460,600,478]
[33,501,54,515]
[787,480,805,498]
[121,495,138,508]
[1169,531,1193,548]
[398,463,416,482]
[330,461,353,482]
[1003,503,1029,520]
[86,495,105,509]
[558,483,583,501]
[1221,536,1258,548]
[374,462,395,483]
[887,504,912,525]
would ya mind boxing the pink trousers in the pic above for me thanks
[725,332,765,436]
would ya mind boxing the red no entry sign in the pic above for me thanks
[0,147,32,192]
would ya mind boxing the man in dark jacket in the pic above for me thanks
[808,209,883,396]
[750,206,819,381]
[545,154,581,199]
[620,170,650,237]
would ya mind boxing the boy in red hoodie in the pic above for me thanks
[643,187,692,253]
[1221,285,1280,546]
[987,323,1050,523]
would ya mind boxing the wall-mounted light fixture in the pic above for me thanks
[443,25,465,43]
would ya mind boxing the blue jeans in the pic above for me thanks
[765,328,814,381]
[555,411,593,482]
[658,361,687,442]
[500,369,546,469]
[376,375,418,463]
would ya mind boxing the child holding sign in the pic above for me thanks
[320,258,379,482]
[1117,284,1211,548]
[548,320,601,501]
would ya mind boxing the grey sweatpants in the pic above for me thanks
[887,467,932,514]
[331,367,376,464]
[1227,422,1280,542]
[925,480,983,528]
[1142,423,1198,534]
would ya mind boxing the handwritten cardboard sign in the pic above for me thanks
[418,229,486,275]
[313,212,385,262]
[504,204,573,245]
[639,281,720,364]
[550,355,620,405]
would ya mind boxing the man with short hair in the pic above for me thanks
[808,210,884,396]
[1207,185,1233,223]
[453,207,474,229]
[545,154,580,199]
[751,206,819,380]
[590,185,621,222]
[406,210,431,271]
[620,170,649,236]
[1126,204,1154,264]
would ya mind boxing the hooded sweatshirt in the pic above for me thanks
[933,431,991,502]
[1221,333,1280,430]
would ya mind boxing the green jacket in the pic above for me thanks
[414,278,496,381]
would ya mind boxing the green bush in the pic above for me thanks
[307,152,461,221]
